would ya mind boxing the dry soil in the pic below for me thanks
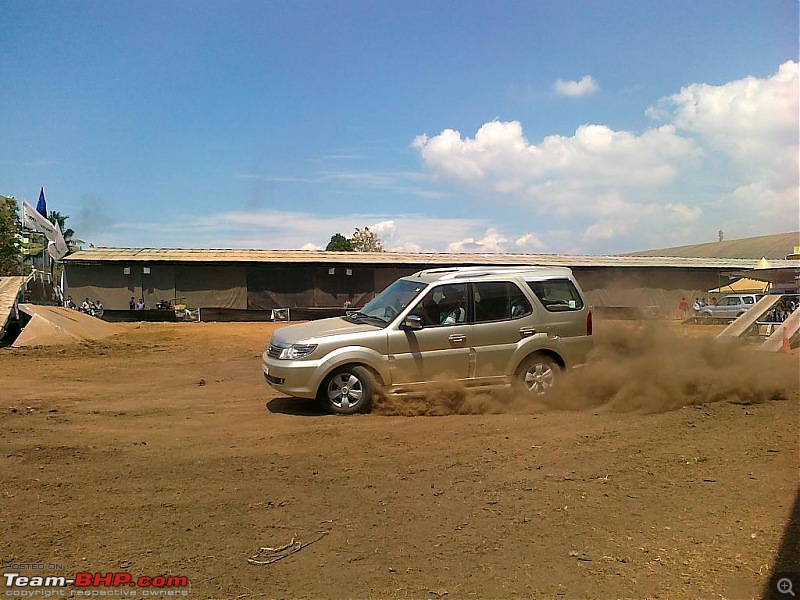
[1,320,798,600]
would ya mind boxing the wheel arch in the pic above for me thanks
[315,361,386,399]
[514,348,565,377]
[309,347,390,397]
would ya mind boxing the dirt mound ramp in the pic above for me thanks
[13,304,123,347]
[0,276,26,337]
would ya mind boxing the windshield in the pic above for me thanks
[347,278,427,325]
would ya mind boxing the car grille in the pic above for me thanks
[267,341,290,358]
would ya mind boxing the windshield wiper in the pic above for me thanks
[345,311,388,325]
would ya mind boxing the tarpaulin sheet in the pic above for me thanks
[66,263,247,309]
[66,264,141,309]
[175,265,247,309]
[246,265,417,309]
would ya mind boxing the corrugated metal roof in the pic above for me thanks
[624,231,799,260]
[62,247,795,269]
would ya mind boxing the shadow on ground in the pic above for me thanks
[266,396,327,416]
[764,486,800,599]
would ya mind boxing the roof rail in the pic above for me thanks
[415,265,564,280]
[415,267,462,277]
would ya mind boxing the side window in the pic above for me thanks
[526,279,584,312]
[408,283,468,326]
[473,281,531,323]
[743,297,754,304]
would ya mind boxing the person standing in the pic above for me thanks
[679,297,690,320]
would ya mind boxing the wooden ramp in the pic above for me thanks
[0,276,27,339]
[13,304,122,347]
[716,295,783,339]
[760,309,800,352]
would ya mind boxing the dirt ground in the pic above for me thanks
[1,319,798,600]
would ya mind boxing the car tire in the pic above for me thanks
[516,354,560,395]
[319,365,375,415]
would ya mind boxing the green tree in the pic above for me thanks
[350,227,384,252]
[326,233,354,251]
[0,196,22,275]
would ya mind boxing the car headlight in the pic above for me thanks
[279,343,317,360]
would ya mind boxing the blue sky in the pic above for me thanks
[1,1,797,254]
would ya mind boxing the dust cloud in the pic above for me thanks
[372,322,799,416]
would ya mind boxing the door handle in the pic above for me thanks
[519,327,536,337]
[449,334,466,344]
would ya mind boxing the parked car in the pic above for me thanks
[262,266,594,414]
[698,294,763,320]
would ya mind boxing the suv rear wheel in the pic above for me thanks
[319,366,375,415]
[516,355,560,395]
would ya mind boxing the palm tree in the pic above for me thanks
[48,211,84,253]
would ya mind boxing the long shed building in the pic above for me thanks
[61,248,790,318]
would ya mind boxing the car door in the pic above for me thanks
[720,296,741,317]
[469,281,533,379]
[386,283,472,385]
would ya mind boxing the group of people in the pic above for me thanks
[768,298,798,323]
[678,297,701,320]
[692,297,707,315]
[64,296,104,318]
[129,296,146,311]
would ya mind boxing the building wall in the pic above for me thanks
[65,263,247,310]
[245,265,417,309]
[65,261,739,313]
[573,266,735,316]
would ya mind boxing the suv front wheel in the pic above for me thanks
[516,355,560,395]
[319,365,375,415]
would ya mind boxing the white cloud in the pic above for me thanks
[413,120,698,218]
[111,210,489,254]
[413,61,798,253]
[647,60,799,241]
[581,202,702,246]
[446,228,547,253]
[513,233,546,251]
[447,228,509,253]
[554,75,599,97]
[648,61,798,160]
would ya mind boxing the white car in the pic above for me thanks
[699,294,762,320]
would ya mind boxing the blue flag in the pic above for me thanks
[36,187,47,218]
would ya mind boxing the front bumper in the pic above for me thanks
[262,352,322,399]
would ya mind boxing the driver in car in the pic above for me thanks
[439,286,466,325]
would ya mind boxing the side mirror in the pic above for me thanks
[400,314,424,331]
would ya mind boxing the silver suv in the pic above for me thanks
[262,266,594,414]
[698,294,763,320]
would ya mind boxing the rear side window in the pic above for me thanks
[743,297,754,304]
[472,281,532,322]
[526,279,584,312]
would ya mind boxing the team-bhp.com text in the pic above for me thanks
[4,572,190,597]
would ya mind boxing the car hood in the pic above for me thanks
[270,317,382,345]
